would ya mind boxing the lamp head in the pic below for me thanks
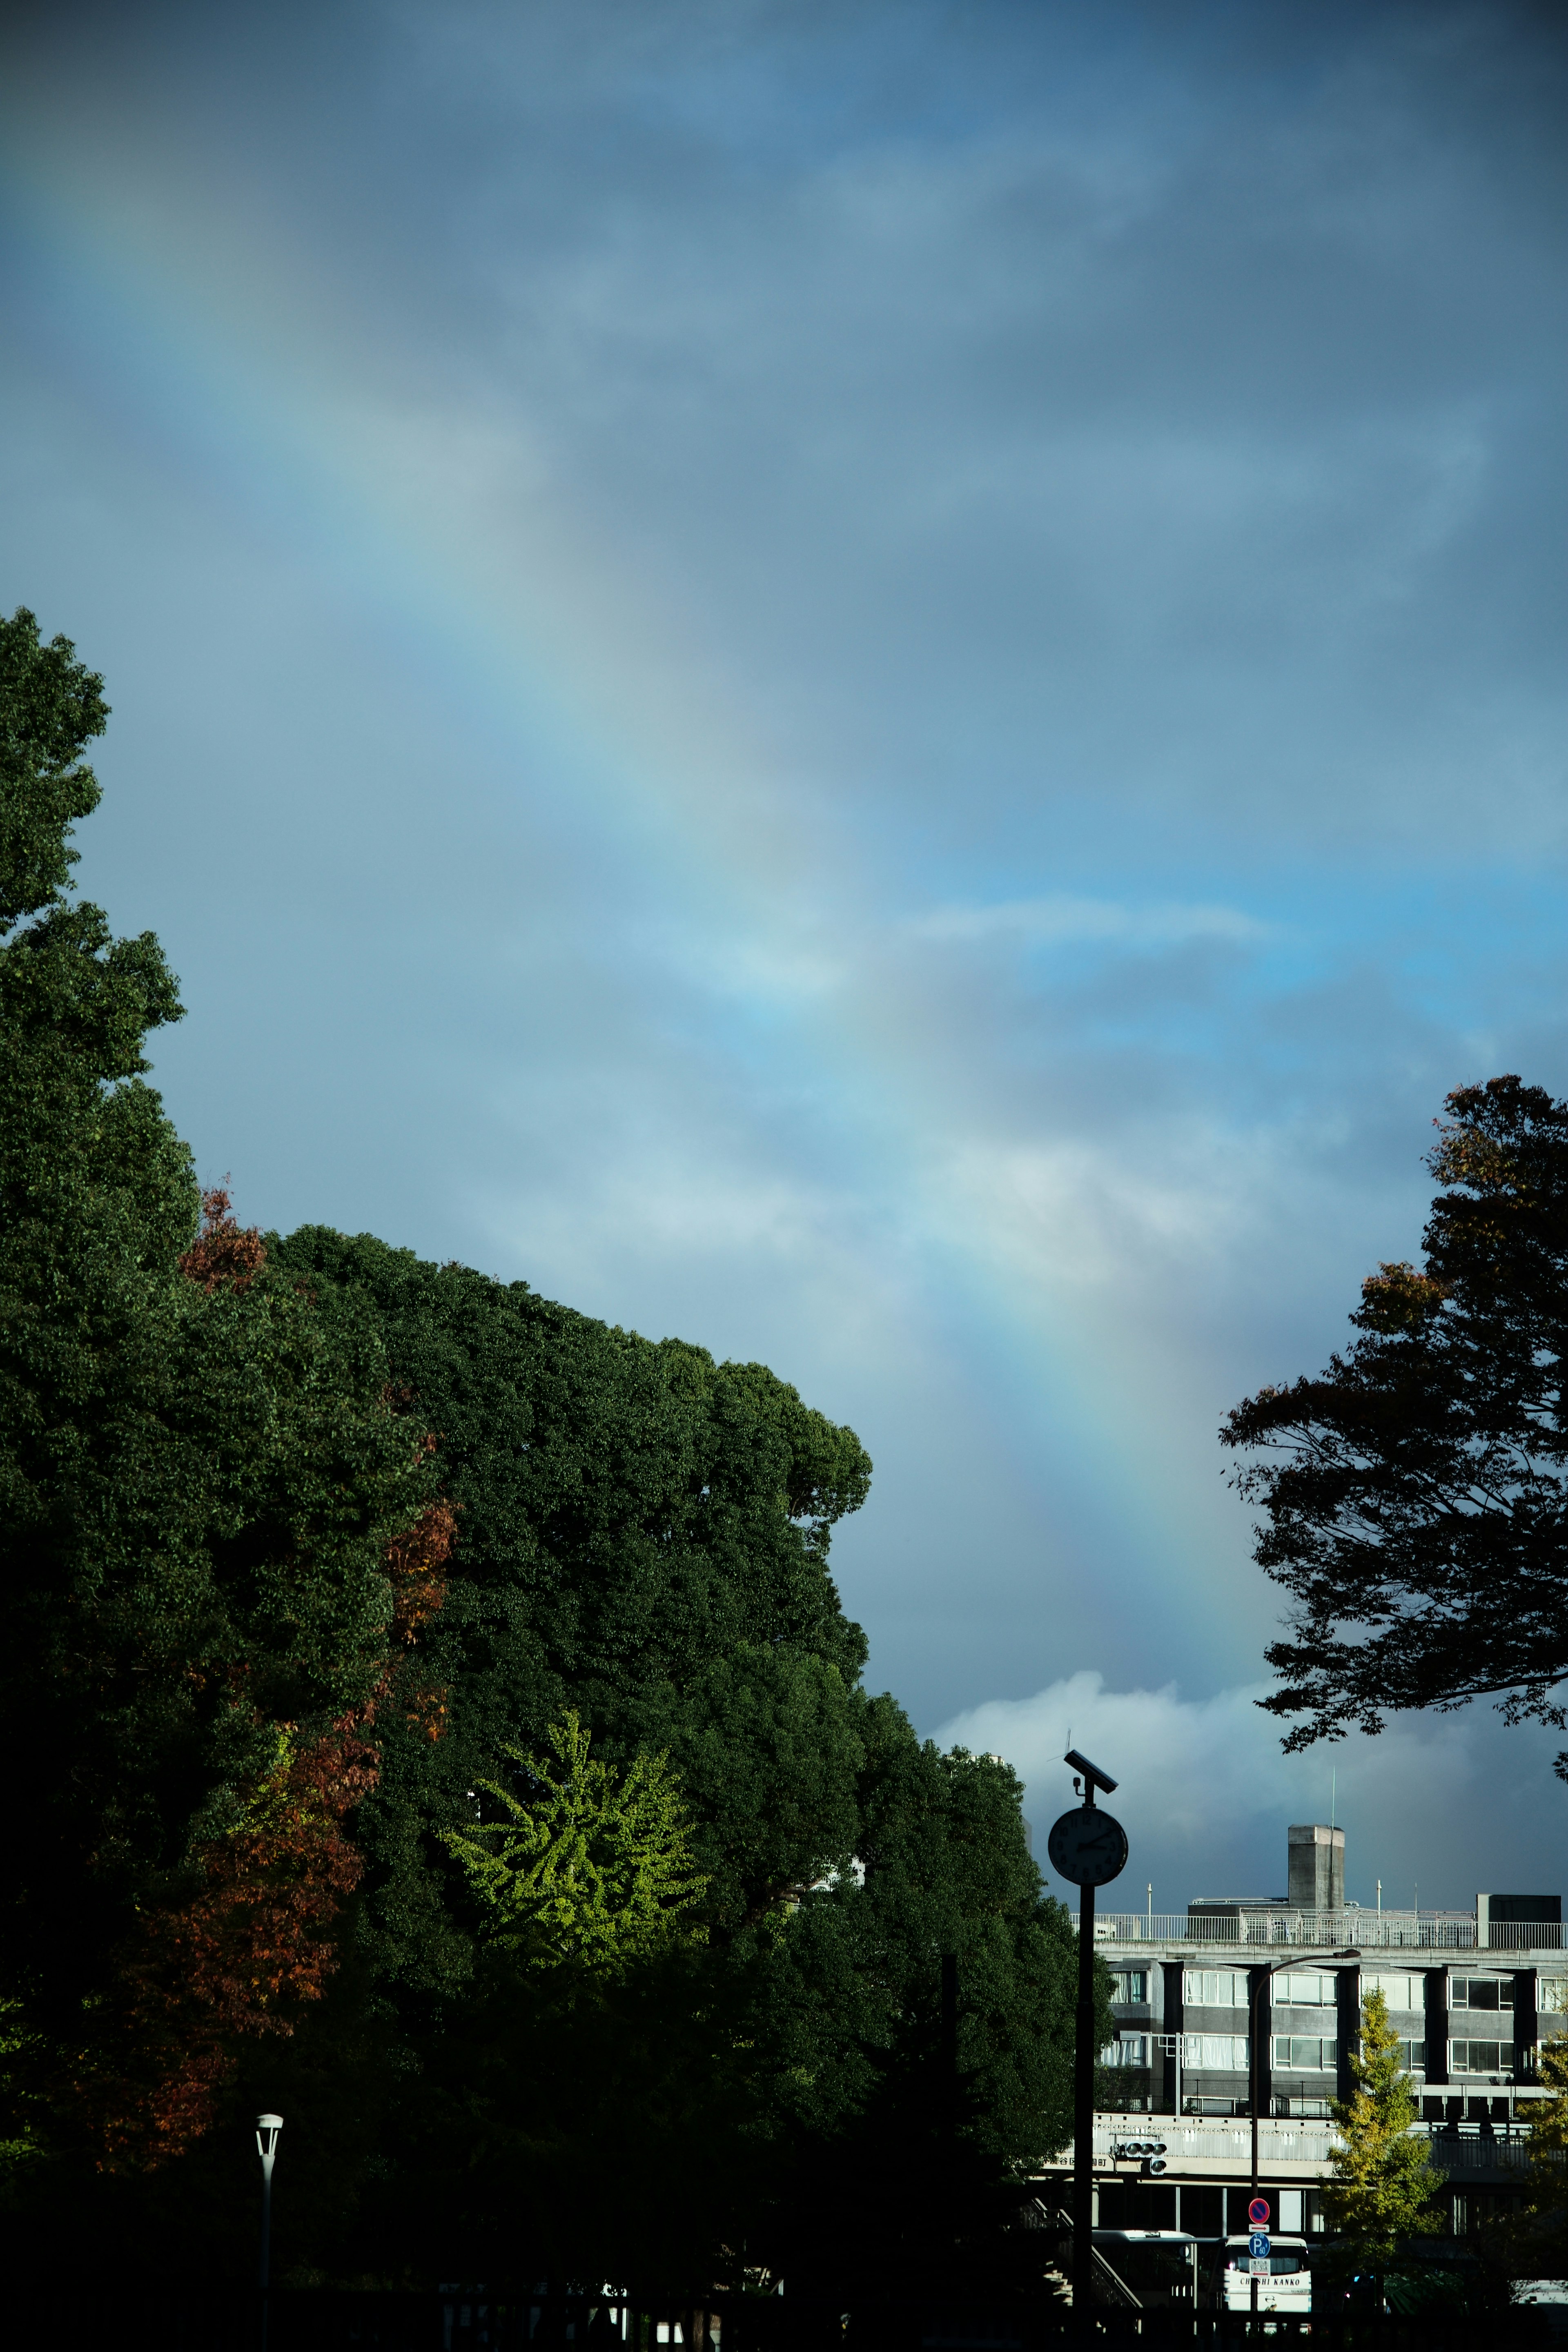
[1063,1748,1118,1797]
[256,2113,283,2163]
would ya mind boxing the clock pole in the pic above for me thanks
[1073,1788,1097,2315]
[1049,1749,1125,2320]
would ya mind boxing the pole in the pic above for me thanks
[256,2114,283,2351]
[1250,1971,1263,2318]
[1074,1795,1098,2312]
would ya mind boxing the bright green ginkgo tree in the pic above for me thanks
[442,1711,709,1971]
[1323,1987,1443,2274]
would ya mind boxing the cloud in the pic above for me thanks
[937,1671,1568,1917]
[2,0,1567,1887]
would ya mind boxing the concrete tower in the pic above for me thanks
[1288,1823,1345,1912]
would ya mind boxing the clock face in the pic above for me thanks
[1047,1805,1129,1888]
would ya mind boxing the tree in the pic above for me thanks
[1223,1077,1568,1755]
[744,1719,1094,2294]
[262,1227,876,1986]
[0,610,445,2173]
[0,607,1084,2292]
[1489,2031,1568,2283]
[442,1710,708,1970]
[1322,1989,1442,2276]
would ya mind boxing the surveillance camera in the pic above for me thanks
[1063,1748,1118,1797]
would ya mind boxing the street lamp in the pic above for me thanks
[256,2113,283,2307]
[1248,1952,1359,2314]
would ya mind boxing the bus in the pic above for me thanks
[1091,2231,1198,2309]
[1209,2234,1313,2316]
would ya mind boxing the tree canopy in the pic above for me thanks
[0,610,443,2167]
[1224,1077,1568,1756]
[0,605,1096,2294]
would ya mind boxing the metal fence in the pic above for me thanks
[1076,1914,1532,1951]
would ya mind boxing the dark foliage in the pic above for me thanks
[0,610,440,2171]
[0,605,1090,2296]
[1223,1076,1568,1755]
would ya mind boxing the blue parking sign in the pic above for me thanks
[1249,2232,1270,2260]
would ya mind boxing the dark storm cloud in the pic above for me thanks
[1,0,1565,1896]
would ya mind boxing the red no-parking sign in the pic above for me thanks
[1248,2197,1271,2228]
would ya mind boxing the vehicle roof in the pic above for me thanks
[1222,2234,1308,2248]
[1094,2230,1196,2243]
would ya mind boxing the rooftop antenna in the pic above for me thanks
[1330,1767,1336,1831]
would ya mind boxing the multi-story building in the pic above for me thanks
[1034,1824,1564,2243]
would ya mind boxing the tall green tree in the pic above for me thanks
[0,604,1083,2284]
[1223,1078,1568,1757]
[1322,1989,1442,2275]
[263,1228,875,1984]
[0,610,440,2174]
[254,1228,1083,2289]
[1490,2031,1568,2283]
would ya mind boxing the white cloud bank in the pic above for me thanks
[936,1671,1568,1917]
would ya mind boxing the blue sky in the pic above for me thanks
[2,0,1566,1905]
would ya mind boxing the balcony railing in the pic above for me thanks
[1070,1911,1564,1950]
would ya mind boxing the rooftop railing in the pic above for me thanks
[1071,1911,1565,1950]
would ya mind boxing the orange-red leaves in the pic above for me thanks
[178,1184,267,1294]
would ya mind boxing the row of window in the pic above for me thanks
[1110,2035,1501,2075]
[1112,1969,1564,2014]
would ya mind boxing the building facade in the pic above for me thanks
[1034,1824,1564,2241]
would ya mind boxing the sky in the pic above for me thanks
[2,0,1566,1908]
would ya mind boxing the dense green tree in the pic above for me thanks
[0,607,1084,2292]
[1224,1077,1568,1756]
[263,1228,875,1980]
[0,610,439,2174]
[248,1235,1087,2289]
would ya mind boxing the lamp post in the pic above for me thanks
[256,2112,283,2345]
[1248,1952,1358,2314]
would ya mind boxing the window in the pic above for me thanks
[1272,2036,1339,2072]
[1184,1970,1248,2009]
[1274,1973,1335,2007]
[1450,2040,1510,2074]
[1185,2034,1250,2071]
[1105,2035,1149,2068]
[1451,1978,1512,2011]
[1541,1979,1568,2014]
[1111,1971,1149,2004]
[1363,1972,1423,2014]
